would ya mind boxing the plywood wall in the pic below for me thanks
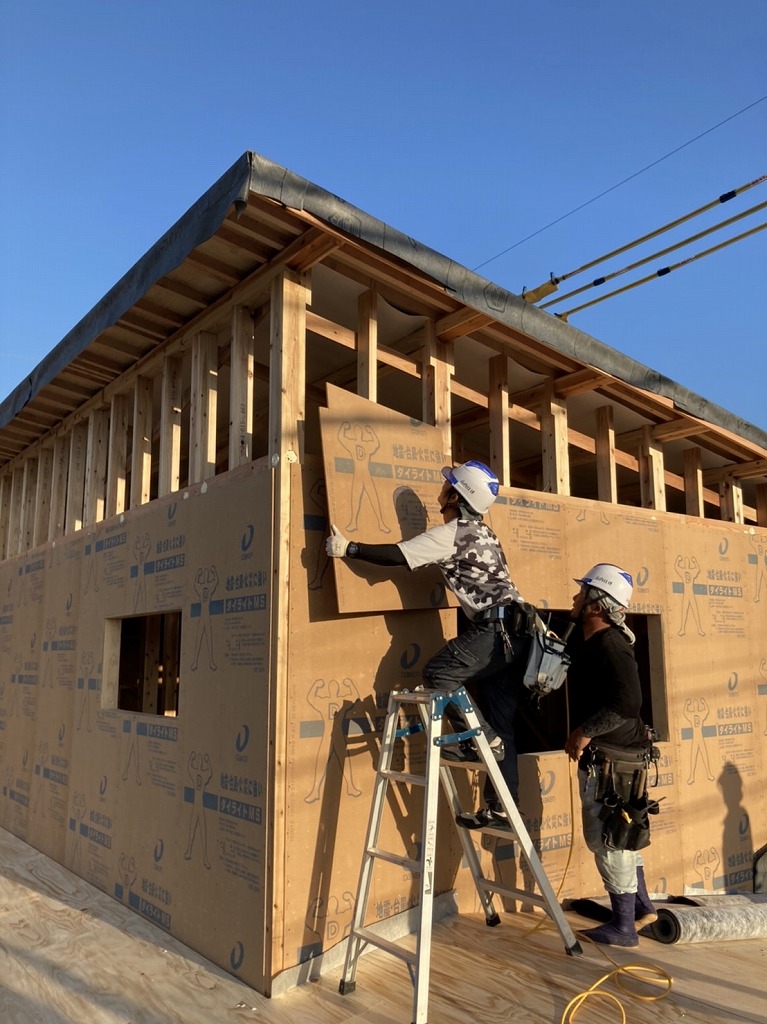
[317,390,767,920]
[0,463,273,992]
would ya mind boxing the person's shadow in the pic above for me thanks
[718,761,753,890]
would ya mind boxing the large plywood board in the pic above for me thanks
[0,463,274,993]
[320,385,450,613]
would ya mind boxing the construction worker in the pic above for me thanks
[564,563,658,947]
[326,460,530,823]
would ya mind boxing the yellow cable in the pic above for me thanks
[560,955,673,1024]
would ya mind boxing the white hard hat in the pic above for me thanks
[441,460,499,515]
[574,563,633,608]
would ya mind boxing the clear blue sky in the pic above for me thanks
[1,0,765,430]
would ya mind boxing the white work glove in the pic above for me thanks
[326,524,350,558]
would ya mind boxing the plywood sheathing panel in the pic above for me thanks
[281,456,471,974]
[0,464,274,993]
[318,388,767,914]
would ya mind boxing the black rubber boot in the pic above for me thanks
[579,892,639,947]
[635,865,658,928]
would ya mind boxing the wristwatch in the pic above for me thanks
[346,542,360,558]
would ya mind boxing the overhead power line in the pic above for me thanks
[472,94,767,273]
[539,196,767,309]
[526,174,767,303]
[554,220,767,320]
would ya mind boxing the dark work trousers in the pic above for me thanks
[421,619,528,803]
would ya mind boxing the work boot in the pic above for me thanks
[634,865,658,928]
[579,892,639,948]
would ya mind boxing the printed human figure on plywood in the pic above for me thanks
[42,618,55,688]
[683,698,716,784]
[307,478,331,591]
[133,532,151,612]
[68,790,86,873]
[117,852,137,904]
[306,891,355,948]
[185,751,213,869]
[191,566,218,672]
[337,421,391,535]
[693,846,721,889]
[75,650,95,733]
[305,677,363,804]
[674,555,706,637]
[122,715,142,785]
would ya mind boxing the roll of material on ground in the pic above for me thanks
[649,897,767,944]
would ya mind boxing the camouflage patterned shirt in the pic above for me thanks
[397,518,521,619]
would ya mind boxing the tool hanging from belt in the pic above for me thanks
[580,741,662,851]
[478,601,573,697]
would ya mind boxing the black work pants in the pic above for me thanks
[422,619,527,802]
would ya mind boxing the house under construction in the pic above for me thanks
[0,151,765,996]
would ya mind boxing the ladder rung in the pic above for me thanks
[475,876,549,910]
[352,926,417,967]
[368,846,422,873]
[380,769,426,786]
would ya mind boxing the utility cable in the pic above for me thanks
[524,173,766,303]
[540,197,767,309]
[473,95,767,273]
[556,220,767,319]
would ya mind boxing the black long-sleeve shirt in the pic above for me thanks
[566,625,646,749]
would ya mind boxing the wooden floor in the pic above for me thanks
[1,827,765,1024]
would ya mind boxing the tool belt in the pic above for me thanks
[580,742,661,852]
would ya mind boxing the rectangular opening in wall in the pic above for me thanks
[105,611,182,716]
[515,611,668,754]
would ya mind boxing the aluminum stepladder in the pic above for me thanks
[339,686,582,1024]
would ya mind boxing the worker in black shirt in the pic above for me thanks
[564,563,658,947]
[326,460,529,822]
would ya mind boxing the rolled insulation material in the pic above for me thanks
[650,902,767,944]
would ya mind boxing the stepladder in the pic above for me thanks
[339,686,582,1024]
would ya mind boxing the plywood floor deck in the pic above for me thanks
[1,827,765,1024]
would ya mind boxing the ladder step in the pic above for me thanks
[474,876,550,911]
[352,926,417,967]
[380,768,426,786]
[368,846,422,873]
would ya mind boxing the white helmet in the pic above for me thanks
[574,563,633,608]
[441,461,499,515]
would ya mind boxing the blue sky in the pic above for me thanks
[1,0,765,430]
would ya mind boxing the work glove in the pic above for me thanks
[326,524,349,558]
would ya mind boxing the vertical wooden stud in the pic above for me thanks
[596,405,617,503]
[158,356,183,496]
[229,307,254,469]
[130,376,153,508]
[34,447,54,548]
[756,483,767,528]
[189,332,219,484]
[107,393,129,518]
[49,434,69,539]
[541,379,570,495]
[719,473,744,524]
[357,286,378,402]
[421,321,453,459]
[21,457,38,551]
[683,447,704,518]
[488,355,510,487]
[0,474,10,559]
[638,425,666,511]
[84,408,109,526]
[65,424,89,534]
[8,468,24,556]
[266,268,308,980]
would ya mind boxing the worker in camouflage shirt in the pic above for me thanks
[327,461,529,825]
